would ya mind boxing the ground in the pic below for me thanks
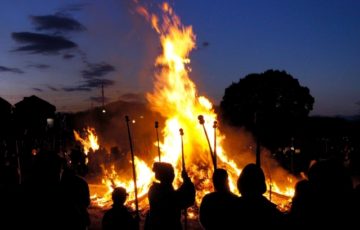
[88,206,202,230]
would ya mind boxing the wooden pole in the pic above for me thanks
[125,116,140,227]
[179,128,187,230]
[179,128,185,170]
[155,121,161,161]
[198,115,216,170]
[213,121,218,170]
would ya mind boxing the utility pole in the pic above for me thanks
[101,82,106,114]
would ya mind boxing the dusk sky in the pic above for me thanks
[1,0,359,116]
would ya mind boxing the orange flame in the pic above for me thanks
[73,127,100,155]
[90,2,296,210]
[93,156,154,208]
[142,2,238,205]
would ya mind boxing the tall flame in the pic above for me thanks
[140,2,295,204]
[141,2,243,203]
[89,2,296,210]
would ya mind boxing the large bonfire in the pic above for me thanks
[75,2,296,212]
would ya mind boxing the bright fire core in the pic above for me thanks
[82,2,295,211]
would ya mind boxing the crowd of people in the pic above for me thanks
[1,146,360,229]
[102,158,360,230]
[0,149,90,229]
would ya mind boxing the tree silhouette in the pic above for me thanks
[220,69,314,151]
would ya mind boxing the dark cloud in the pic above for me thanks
[12,32,77,54]
[0,65,24,74]
[81,63,116,78]
[63,53,75,59]
[32,88,43,92]
[62,78,115,92]
[89,96,109,103]
[61,62,116,93]
[120,93,145,102]
[47,86,59,91]
[28,64,50,69]
[62,86,91,92]
[85,78,115,88]
[30,14,86,32]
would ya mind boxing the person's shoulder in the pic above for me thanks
[201,192,223,205]
[103,208,114,219]
[261,196,277,207]
[237,196,249,207]
[148,182,161,195]
[120,205,133,214]
[227,191,239,198]
[149,182,161,190]
[202,192,216,200]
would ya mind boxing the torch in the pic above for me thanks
[213,121,218,170]
[198,115,216,170]
[155,121,161,161]
[179,128,186,171]
[125,115,140,227]
[179,128,187,230]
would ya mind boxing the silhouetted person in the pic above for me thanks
[102,187,136,230]
[30,149,62,185]
[287,179,312,228]
[146,162,195,230]
[305,159,355,228]
[199,168,238,230]
[59,163,91,230]
[70,145,87,176]
[236,163,284,228]
[22,150,64,229]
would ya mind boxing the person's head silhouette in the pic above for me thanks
[112,187,128,206]
[237,163,266,197]
[213,168,230,192]
[152,162,175,185]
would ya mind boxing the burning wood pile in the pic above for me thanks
[73,2,296,218]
